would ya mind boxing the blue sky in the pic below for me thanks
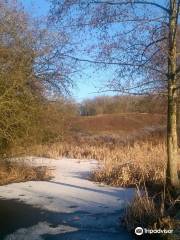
[19,0,113,102]
[19,0,166,101]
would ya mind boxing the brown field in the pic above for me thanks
[69,113,166,147]
[10,112,174,189]
[71,113,166,134]
[20,113,171,189]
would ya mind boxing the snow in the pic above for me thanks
[0,157,135,240]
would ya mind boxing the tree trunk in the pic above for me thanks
[167,83,179,188]
[177,87,180,145]
[166,0,179,189]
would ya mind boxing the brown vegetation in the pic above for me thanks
[19,113,168,189]
[91,141,167,188]
[0,160,51,186]
[124,189,179,240]
[72,112,165,134]
[80,95,167,116]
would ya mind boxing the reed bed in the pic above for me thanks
[25,136,167,188]
[0,160,51,185]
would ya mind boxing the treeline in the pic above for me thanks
[80,95,166,116]
[0,2,77,154]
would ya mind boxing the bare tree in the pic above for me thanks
[50,0,180,189]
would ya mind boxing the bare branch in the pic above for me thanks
[91,1,169,13]
[62,54,166,75]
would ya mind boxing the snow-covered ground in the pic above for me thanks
[0,157,135,240]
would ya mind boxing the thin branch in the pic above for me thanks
[116,80,165,91]
[61,54,166,74]
[141,37,167,57]
[89,88,166,96]
[61,54,167,76]
[89,89,148,95]
[91,1,169,13]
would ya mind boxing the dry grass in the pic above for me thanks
[91,141,167,187]
[7,114,166,186]
[123,188,179,239]
[7,113,167,187]
[124,188,164,230]
[25,139,167,188]
[9,113,170,188]
[72,113,165,134]
[0,160,52,185]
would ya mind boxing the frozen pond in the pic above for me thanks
[0,158,135,240]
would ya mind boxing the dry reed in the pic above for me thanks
[27,139,167,188]
[124,187,179,240]
[0,160,51,185]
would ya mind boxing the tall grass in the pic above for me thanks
[91,141,167,187]
[9,121,173,190]
[0,160,51,185]
[25,138,166,188]
[124,187,178,240]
